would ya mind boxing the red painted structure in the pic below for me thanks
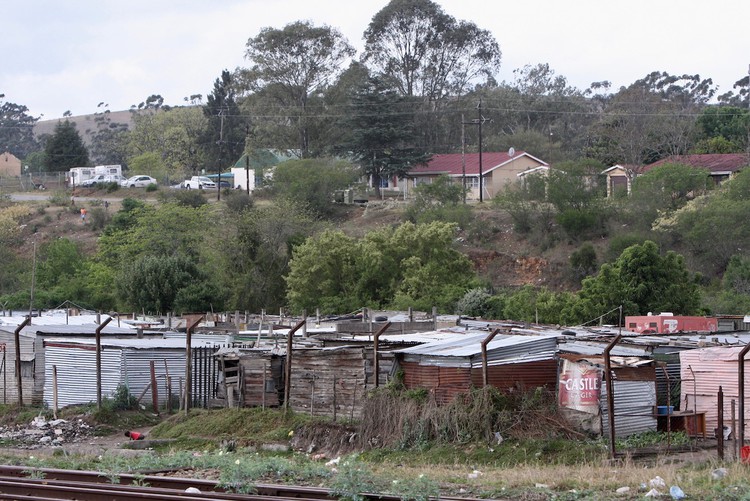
[625,314,718,334]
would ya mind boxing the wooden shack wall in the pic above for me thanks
[238,355,282,408]
[288,347,369,419]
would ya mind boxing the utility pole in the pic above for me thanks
[461,100,490,202]
[461,114,466,204]
[478,99,484,202]
[217,108,225,201]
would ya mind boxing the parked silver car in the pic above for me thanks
[121,175,157,188]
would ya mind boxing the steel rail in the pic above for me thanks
[0,465,487,501]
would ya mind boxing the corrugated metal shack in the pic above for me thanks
[394,332,558,404]
[0,323,140,406]
[42,337,218,408]
[0,330,36,405]
[557,341,656,437]
[679,346,750,434]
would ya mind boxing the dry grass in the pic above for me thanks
[367,456,742,499]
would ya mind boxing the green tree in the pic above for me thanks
[87,103,130,166]
[285,221,478,314]
[693,106,749,153]
[338,75,429,197]
[566,241,701,324]
[503,285,578,325]
[269,158,360,217]
[362,0,500,152]
[363,0,501,100]
[127,106,208,180]
[212,199,316,312]
[0,96,39,159]
[242,21,355,157]
[404,174,470,225]
[202,70,245,170]
[118,254,203,313]
[628,162,712,229]
[36,238,85,290]
[547,159,608,241]
[585,72,715,165]
[570,243,598,282]
[44,120,90,171]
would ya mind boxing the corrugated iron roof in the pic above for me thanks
[42,337,219,349]
[0,314,134,328]
[558,341,652,358]
[396,332,557,357]
[2,325,138,336]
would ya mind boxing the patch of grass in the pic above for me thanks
[150,408,316,444]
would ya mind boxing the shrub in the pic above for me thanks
[88,207,111,230]
[145,183,158,192]
[569,242,598,281]
[455,288,493,317]
[224,191,254,213]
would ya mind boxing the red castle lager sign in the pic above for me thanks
[558,360,602,414]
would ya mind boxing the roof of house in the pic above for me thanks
[644,154,749,175]
[601,164,642,175]
[408,151,547,177]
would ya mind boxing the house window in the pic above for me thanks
[628,323,636,328]
[379,177,389,188]
[465,177,479,189]
[413,177,432,187]
[649,322,657,328]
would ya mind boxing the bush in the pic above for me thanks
[455,288,493,317]
[88,207,111,230]
[158,189,207,208]
[145,183,158,192]
[224,191,254,213]
[569,243,598,281]
[556,209,600,241]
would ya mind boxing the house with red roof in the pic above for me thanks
[406,151,548,201]
[644,154,748,184]
[602,154,749,197]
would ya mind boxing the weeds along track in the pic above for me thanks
[0,465,490,501]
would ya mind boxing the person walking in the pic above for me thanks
[80,207,87,224]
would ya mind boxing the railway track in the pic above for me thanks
[0,465,492,500]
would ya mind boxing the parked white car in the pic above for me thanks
[121,175,157,188]
[183,176,216,190]
[80,174,125,187]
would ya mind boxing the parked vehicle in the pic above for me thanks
[80,174,124,187]
[121,175,157,188]
[183,176,216,190]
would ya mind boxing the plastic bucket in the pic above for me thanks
[742,446,750,464]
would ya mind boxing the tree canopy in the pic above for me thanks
[285,221,478,314]
[44,120,89,172]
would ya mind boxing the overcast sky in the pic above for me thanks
[2,0,748,120]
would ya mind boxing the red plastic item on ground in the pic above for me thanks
[741,446,750,463]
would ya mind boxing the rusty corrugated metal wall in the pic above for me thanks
[401,361,472,404]
[470,359,558,392]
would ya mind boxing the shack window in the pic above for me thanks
[629,323,636,328]
[649,322,657,328]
